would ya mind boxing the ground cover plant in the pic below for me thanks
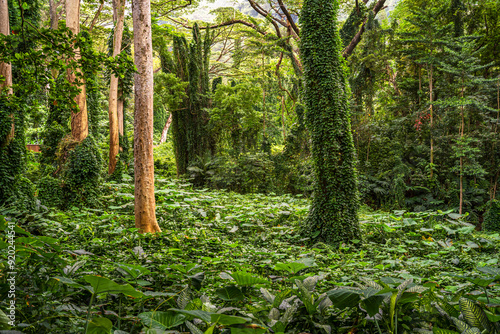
[1,0,500,333]
[1,178,499,333]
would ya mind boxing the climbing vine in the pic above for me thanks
[300,0,360,244]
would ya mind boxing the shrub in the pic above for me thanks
[37,174,64,208]
[208,153,275,193]
[154,141,177,177]
[62,136,103,208]
[483,200,500,232]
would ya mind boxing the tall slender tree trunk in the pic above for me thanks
[459,82,465,214]
[132,0,161,233]
[66,0,88,142]
[108,0,126,174]
[429,64,434,179]
[0,0,14,146]
[118,89,124,136]
[281,96,286,139]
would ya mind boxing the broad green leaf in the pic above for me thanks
[462,329,481,334]
[230,326,267,334]
[448,213,463,220]
[230,272,268,286]
[205,324,216,334]
[0,309,11,330]
[138,311,186,329]
[116,262,151,279]
[459,298,492,332]
[169,308,212,323]
[477,266,500,278]
[432,327,459,334]
[53,276,84,290]
[451,317,470,332]
[84,275,143,298]
[210,314,250,325]
[326,289,361,309]
[260,288,275,303]
[362,294,386,317]
[185,320,204,334]
[216,286,245,301]
[87,317,113,334]
[272,289,292,308]
[439,299,460,318]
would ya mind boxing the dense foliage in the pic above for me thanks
[0,0,499,332]
[1,179,499,333]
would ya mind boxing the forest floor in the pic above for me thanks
[1,178,499,333]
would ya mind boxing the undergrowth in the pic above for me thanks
[0,178,499,333]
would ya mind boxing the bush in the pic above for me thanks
[37,174,64,208]
[62,136,103,208]
[271,154,313,195]
[483,200,500,232]
[154,141,177,177]
[208,153,275,193]
[38,136,103,209]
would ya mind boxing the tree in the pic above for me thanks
[438,38,493,214]
[108,0,126,175]
[0,0,13,147]
[162,24,213,176]
[399,3,452,180]
[300,0,360,244]
[66,0,88,142]
[132,0,161,233]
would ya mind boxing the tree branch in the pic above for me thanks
[276,0,300,37]
[342,0,387,58]
[167,16,270,36]
[88,0,104,32]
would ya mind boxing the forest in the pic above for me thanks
[0,0,499,333]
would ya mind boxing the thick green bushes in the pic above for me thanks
[38,136,102,209]
[483,200,500,232]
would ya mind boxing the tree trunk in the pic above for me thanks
[281,96,286,139]
[49,0,60,30]
[0,0,12,93]
[301,0,360,244]
[459,81,465,214]
[132,0,161,233]
[0,0,14,146]
[160,113,172,144]
[118,89,124,136]
[66,0,88,142]
[108,0,126,175]
[429,65,434,179]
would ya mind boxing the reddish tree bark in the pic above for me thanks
[0,0,14,146]
[66,0,88,142]
[132,0,161,233]
[108,0,126,174]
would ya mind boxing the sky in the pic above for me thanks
[187,0,402,22]
[188,0,243,22]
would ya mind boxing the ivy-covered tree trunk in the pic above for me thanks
[300,0,360,244]
[0,0,13,146]
[66,0,88,142]
[108,0,126,175]
[168,25,213,176]
[132,0,161,233]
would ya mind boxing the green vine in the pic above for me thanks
[300,0,361,244]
